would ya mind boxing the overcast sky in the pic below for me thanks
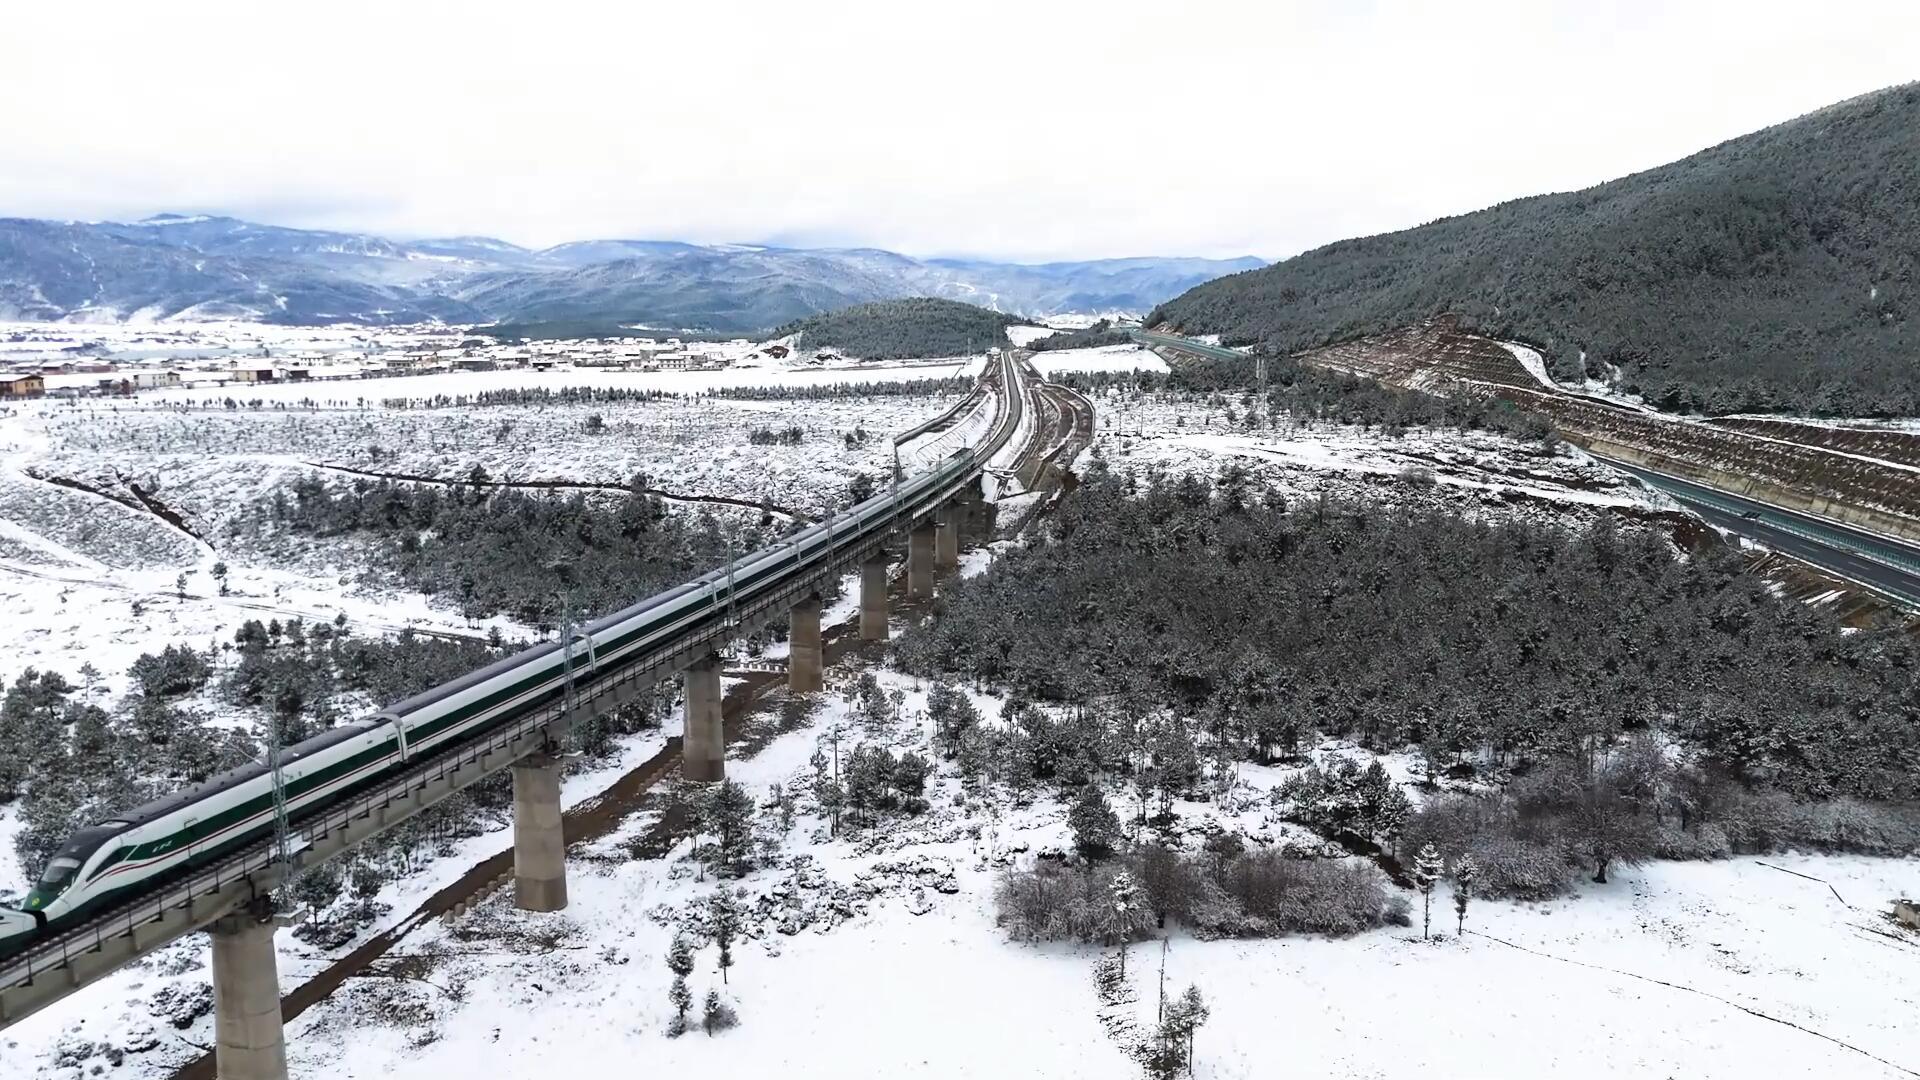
[3,1,1914,263]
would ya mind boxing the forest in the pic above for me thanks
[0,621,580,903]
[244,474,773,631]
[898,465,1920,902]
[1150,84,1920,417]
[1055,351,1553,441]
[774,297,1030,360]
[1026,320,1135,352]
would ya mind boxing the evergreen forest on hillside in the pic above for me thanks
[775,297,1029,360]
[1151,85,1920,417]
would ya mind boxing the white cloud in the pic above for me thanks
[2,0,1914,261]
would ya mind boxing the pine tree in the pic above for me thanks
[1357,760,1410,849]
[707,780,757,876]
[710,892,739,985]
[666,935,695,1021]
[1069,783,1121,861]
[1142,1022,1187,1080]
[702,989,738,1035]
[1106,870,1150,976]
[1167,984,1210,1075]
[811,743,845,837]
[1413,843,1445,940]
[668,977,692,1031]
[1453,855,1478,937]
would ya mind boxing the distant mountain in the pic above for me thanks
[925,256,1265,316]
[0,212,1261,332]
[0,217,476,324]
[1151,84,1920,417]
[774,297,1030,360]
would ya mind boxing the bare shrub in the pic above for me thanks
[997,849,1404,942]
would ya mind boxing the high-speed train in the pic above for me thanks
[1,354,1013,960]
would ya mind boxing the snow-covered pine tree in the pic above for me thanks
[811,743,845,837]
[1141,1021,1186,1080]
[702,989,738,1035]
[1357,760,1410,851]
[1413,842,1445,940]
[707,780,757,877]
[1453,854,1478,936]
[1175,984,1209,1073]
[1069,783,1121,861]
[1106,870,1151,976]
[666,934,695,1025]
[667,978,692,1036]
[710,892,739,984]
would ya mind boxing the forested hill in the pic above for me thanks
[775,297,1030,360]
[1150,83,1920,417]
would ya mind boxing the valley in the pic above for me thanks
[0,28,1916,1080]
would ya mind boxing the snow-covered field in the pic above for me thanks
[0,320,464,365]
[136,356,984,408]
[1028,343,1169,378]
[1086,385,1659,525]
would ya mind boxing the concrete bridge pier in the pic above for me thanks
[683,655,725,781]
[511,752,568,912]
[952,493,979,543]
[908,524,937,599]
[209,908,288,1080]
[959,488,992,544]
[935,515,960,574]
[789,595,823,692]
[860,556,891,641]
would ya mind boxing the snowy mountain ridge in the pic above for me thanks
[0,213,1264,331]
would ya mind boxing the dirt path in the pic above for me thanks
[19,467,211,551]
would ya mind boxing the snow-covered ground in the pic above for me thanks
[1087,385,1657,525]
[246,672,1920,1080]
[1028,344,1169,378]
[1007,325,1061,348]
[0,320,464,366]
[129,357,983,408]
[1502,340,1555,389]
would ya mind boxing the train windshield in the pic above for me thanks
[36,857,81,894]
[23,856,83,909]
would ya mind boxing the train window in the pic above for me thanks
[37,856,82,892]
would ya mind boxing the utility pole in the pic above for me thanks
[263,712,292,907]
[553,560,586,755]
[1157,938,1169,1023]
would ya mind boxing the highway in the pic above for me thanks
[1133,327,1920,613]
[1131,329,1248,363]
[1600,457,1920,611]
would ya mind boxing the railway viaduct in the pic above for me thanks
[0,351,1090,1080]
